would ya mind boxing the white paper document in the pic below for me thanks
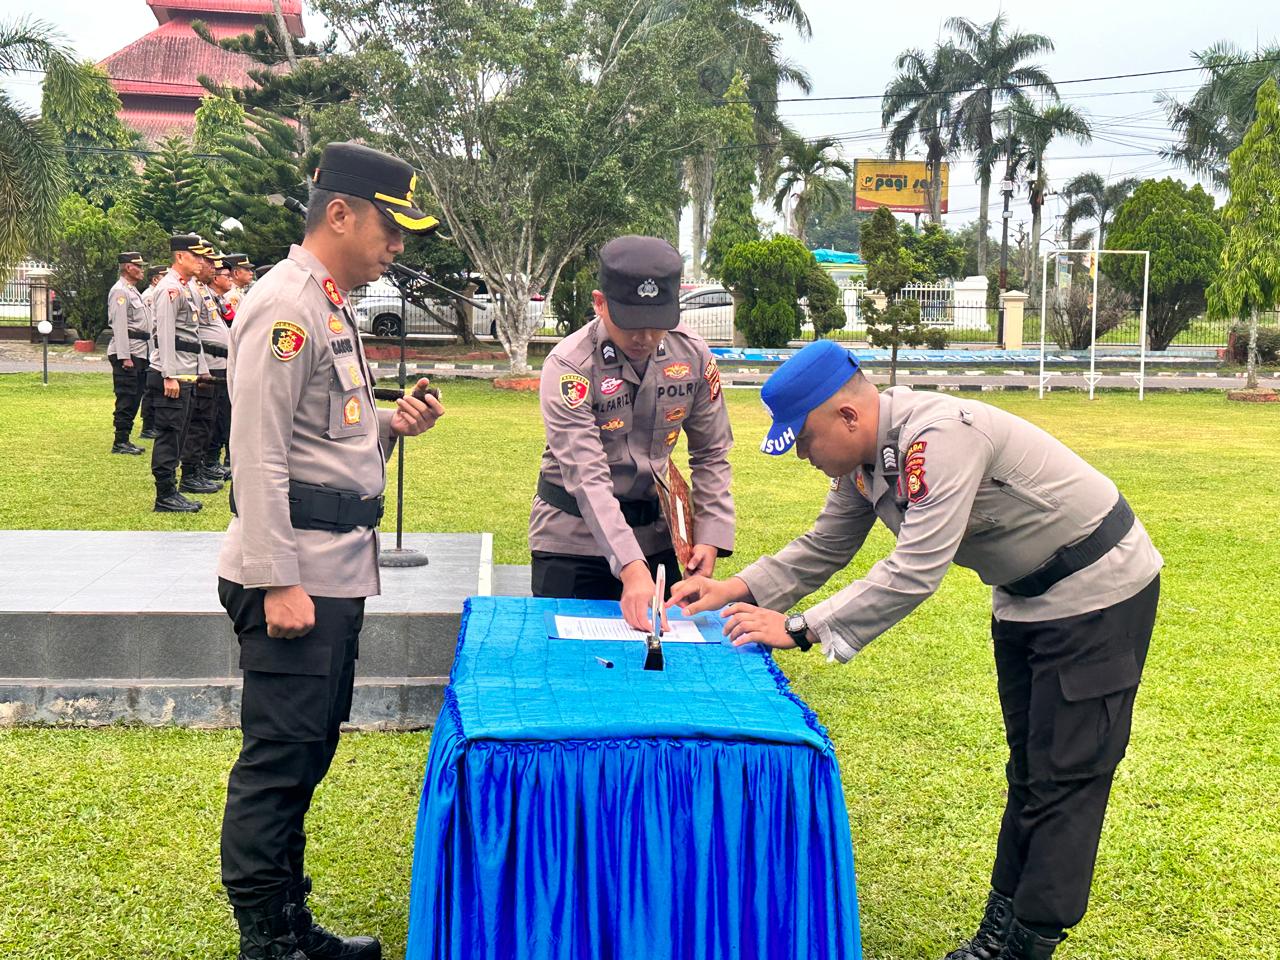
[552,615,714,643]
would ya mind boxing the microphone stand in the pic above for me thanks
[375,264,486,569]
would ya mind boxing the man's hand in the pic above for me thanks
[684,543,718,578]
[667,574,751,616]
[263,584,315,639]
[722,602,795,649]
[391,378,444,437]
[123,358,134,370]
[619,560,668,633]
[163,377,179,399]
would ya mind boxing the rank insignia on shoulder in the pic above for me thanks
[704,357,722,401]
[601,342,619,365]
[600,376,624,396]
[829,476,842,492]
[270,321,307,362]
[322,277,344,307]
[328,315,344,334]
[343,395,361,425]
[663,362,691,379]
[560,373,589,409]
[656,339,667,358]
[600,418,625,431]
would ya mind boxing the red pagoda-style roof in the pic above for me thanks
[100,1,304,144]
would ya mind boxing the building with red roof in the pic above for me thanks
[99,1,304,144]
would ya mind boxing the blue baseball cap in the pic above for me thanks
[759,340,861,455]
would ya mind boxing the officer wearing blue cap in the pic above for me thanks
[671,339,1163,960]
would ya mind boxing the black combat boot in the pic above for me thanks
[111,440,144,455]
[285,876,381,960]
[140,426,159,439]
[999,920,1064,960]
[154,490,202,512]
[943,889,1014,960]
[233,902,308,960]
[180,469,222,493]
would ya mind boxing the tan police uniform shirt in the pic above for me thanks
[737,386,1163,661]
[191,279,229,372]
[529,318,735,576]
[107,277,149,360]
[217,244,397,598]
[149,268,207,379]
[224,282,249,316]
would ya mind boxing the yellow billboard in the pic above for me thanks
[854,160,949,214]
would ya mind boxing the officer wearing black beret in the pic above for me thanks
[217,142,443,960]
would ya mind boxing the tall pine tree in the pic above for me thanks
[135,136,218,235]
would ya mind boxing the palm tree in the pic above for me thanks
[1003,101,1091,278]
[1060,172,1139,250]
[0,17,95,269]
[771,135,851,245]
[882,44,962,223]
[946,14,1055,273]
[1159,40,1280,188]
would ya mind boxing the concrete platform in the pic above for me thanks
[0,531,494,730]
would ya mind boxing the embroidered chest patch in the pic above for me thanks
[600,376,624,396]
[328,315,344,334]
[270,321,307,361]
[343,395,361,425]
[600,418,625,431]
[663,362,691,380]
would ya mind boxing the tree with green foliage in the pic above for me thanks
[801,262,844,339]
[318,0,729,373]
[43,194,167,342]
[721,235,810,347]
[1160,41,1280,189]
[946,13,1056,273]
[859,206,924,384]
[134,135,219,237]
[0,16,101,269]
[902,221,965,281]
[194,94,245,152]
[771,134,851,246]
[550,258,598,337]
[882,44,961,223]
[1009,100,1091,270]
[1104,178,1225,351]
[805,179,871,252]
[1207,78,1280,392]
[705,72,761,280]
[41,63,141,211]
[1061,172,1139,250]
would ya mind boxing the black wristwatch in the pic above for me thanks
[785,613,814,652]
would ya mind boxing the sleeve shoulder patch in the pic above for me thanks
[270,321,308,361]
[704,356,722,401]
[559,372,590,408]
[904,439,928,503]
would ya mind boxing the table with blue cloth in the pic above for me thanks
[405,596,862,960]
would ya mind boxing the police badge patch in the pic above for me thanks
[704,357,722,401]
[343,395,361,425]
[905,441,928,503]
[270,321,307,361]
[600,377,624,396]
[560,373,590,409]
[328,315,344,334]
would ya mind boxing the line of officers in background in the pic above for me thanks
[107,235,265,512]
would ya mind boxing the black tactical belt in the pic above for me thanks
[230,480,384,532]
[537,476,661,528]
[202,342,228,358]
[1002,494,1135,598]
[127,329,150,341]
[175,337,203,354]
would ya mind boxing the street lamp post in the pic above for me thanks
[37,320,52,385]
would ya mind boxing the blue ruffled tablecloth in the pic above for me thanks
[405,596,862,960]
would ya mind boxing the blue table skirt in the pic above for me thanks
[406,598,862,960]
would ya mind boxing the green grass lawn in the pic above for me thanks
[1,373,1278,958]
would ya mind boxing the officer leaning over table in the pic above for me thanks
[216,141,443,960]
[670,339,1162,960]
[529,235,735,631]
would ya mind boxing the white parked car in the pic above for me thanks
[349,279,464,338]
[679,285,734,342]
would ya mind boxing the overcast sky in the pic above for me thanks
[6,0,1276,250]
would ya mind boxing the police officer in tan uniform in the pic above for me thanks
[106,251,150,455]
[148,234,211,513]
[224,253,256,316]
[217,141,442,960]
[138,265,165,440]
[198,254,236,480]
[672,339,1162,960]
[530,235,735,631]
[179,242,226,494]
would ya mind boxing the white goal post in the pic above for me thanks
[1039,243,1151,400]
